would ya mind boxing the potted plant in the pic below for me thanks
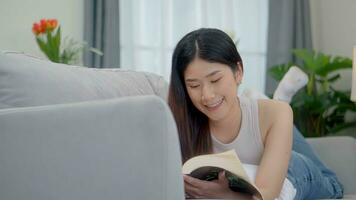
[32,18,102,65]
[268,49,356,137]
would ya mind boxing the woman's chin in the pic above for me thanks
[205,111,225,122]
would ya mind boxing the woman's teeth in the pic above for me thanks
[206,98,223,108]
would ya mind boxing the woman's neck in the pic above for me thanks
[209,97,242,143]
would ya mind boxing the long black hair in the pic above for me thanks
[168,28,243,162]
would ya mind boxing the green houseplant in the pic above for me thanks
[269,49,356,137]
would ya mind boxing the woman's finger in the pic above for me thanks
[211,170,228,184]
[218,170,225,180]
[183,174,206,187]
[184,181,204,198]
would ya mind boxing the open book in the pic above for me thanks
[182,149,263,199]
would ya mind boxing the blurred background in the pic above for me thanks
[0,0,355,96]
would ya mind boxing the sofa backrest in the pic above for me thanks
[0,52,169,109]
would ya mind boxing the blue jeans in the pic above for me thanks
[287,127,344,199]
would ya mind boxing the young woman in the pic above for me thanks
[168,28,343,200]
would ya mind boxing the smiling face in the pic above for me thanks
[184,57,243,122]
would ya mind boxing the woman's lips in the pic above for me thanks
[205,98,224,111]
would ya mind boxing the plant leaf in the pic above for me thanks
[36,37,48,55]
[292,49,316,72]
[267,63,293,81]
[292,49,332,74]
[315,56,352,76]
[315,74,341,83]
[54,26,61,61]
[88,47,103,56]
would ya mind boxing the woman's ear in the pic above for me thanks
[235,62,243,85]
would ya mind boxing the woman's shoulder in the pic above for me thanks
[257,99,293,141]
[257,99,292,115]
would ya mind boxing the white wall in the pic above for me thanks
[0,0,354,90]
[310,0,356,90]
[0,0,84,58]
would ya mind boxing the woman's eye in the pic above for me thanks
[211,78,221,83]
[189,85,200,89]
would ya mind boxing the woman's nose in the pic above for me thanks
[201,85,215,102]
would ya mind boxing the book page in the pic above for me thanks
[182,150,251,185]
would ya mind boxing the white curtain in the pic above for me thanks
[119,0,268,93]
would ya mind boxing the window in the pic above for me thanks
[120,0,268,93]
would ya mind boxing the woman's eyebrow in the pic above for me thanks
[206,70,221,78]
[185,70,221,82]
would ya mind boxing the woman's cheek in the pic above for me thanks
[188,90,199,103]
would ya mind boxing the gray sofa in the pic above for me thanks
[0,96,184,200]
[0,52,355,199]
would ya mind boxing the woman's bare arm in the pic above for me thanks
[255,100,293,200]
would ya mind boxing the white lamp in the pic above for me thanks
[352,46,356,102]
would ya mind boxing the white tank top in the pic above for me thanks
[211,96,264,165]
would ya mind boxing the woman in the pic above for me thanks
[168,28,343,200]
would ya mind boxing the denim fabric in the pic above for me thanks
[287,127,344,199]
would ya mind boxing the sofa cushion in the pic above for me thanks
[0,52,168,109]
[307,136,356,195]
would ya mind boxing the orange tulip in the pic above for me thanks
[40,19,47,31]
[47,19,58,31]
[32,23,42,35]
[32,18,59,35]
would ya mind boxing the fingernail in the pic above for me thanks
[222,170,226,176]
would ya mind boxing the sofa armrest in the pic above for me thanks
[307,137,356,195]
[0,96,184,200]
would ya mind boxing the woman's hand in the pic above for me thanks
[183,171,252,199]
